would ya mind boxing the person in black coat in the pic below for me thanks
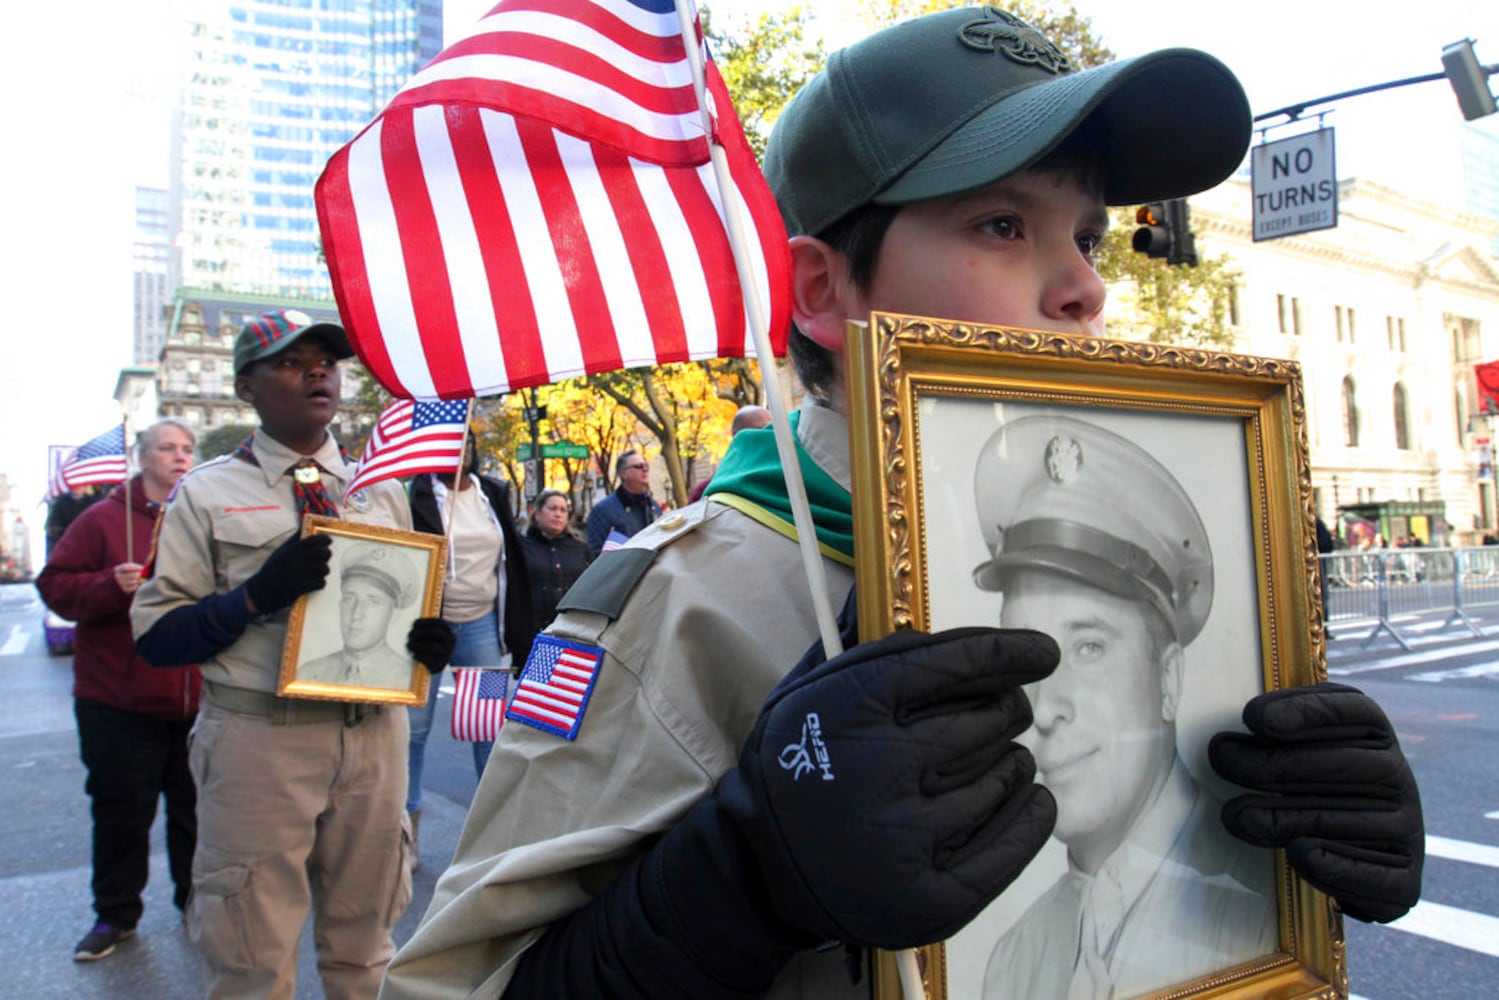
[518,489,593,662]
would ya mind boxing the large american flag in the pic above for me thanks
[506,634,603,739]
[346,399,470,495]
[49,425,129,499]
[450,668,509,742]
[314,0,790,401]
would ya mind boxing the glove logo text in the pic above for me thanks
[778,712,835,781]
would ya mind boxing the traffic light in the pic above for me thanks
[1442,39,1497,121]
[1132,198,1198,267]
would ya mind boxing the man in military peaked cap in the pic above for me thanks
[973,414,1274,999]
[301,544,421,689]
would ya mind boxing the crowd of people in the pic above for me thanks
[35,7,1424,1000]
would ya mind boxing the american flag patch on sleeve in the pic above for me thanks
[505,635,604,740]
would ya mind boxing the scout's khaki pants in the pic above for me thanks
[187,698,412,999]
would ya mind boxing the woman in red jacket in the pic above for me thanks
[36,418,201,962]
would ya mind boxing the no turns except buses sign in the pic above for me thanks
[1251,129,1338,241]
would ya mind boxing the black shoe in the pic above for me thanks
[74,922,136,961]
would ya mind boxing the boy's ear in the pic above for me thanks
[789,235,862,353]
[234,374,255,405]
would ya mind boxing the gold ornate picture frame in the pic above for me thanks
[276,515,447,707]
[846,312,1342,1000]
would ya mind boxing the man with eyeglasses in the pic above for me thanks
[586,450,663,556]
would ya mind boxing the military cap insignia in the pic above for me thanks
[958,8,1073,74]
[1044,434,1082,483]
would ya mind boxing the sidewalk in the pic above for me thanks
[0,621,476,1000]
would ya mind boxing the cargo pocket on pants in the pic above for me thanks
[383,812,415,930]
[190,849,256,973]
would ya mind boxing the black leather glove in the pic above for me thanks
[1209,682,1423,923]
[724,626,1060,949]
[244,534,333,614]
[407,617,456,674]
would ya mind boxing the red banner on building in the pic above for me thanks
[1475,360,1499,411]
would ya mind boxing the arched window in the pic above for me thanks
[1342,376,1359,447]
[1393,383,1410,450]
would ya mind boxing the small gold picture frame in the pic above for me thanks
[276,515,447,707]
[846,312,1342,1000]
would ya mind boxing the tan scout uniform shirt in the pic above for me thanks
[132,430,411,691]
[382,405,863,1000]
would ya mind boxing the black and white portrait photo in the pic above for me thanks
[294,538,426,694]
[917,398,1278,1000]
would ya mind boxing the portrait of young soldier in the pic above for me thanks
[971,414,1275,999]
[299,543,422,690]
[382,9,1423,999]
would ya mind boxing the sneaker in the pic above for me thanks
[73,922,135,961]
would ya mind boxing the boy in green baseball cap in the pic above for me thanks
[384,10,1421,999]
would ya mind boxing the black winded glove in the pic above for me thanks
[407,617,455,674]
[505,626,1060,999]
[244,534,332,614]
[1209,682,1423,924]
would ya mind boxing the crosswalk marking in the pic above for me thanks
[1328,635,1499,676]
[1385,900,1499,959]
[1427,835,1499,869]
[0,625,28,656]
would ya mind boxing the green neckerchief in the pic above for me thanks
[703,410,854,563]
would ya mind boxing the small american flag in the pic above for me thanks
[600,528,629,552]
[314,0,790,401]
[450,668,510,742]
[346,399,470,495]
[49,426,129,499]
[506,634,603,739]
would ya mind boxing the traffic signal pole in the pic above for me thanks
[1254,39,1495,124]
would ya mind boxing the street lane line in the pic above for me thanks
[1328,636,1499,676]
[1427,835,1499,869]
[1386,900,1499,959]
[0,626,28,656]
[1486,811,1499,821]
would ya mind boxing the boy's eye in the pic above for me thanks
[979,215,1021,240]
[1077,232,1102,256]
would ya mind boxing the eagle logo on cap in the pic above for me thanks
[1044,434,1082,483]
[958,9,1072,75]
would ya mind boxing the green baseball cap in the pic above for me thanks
[233,309,353,375]
[763,6,1252,238]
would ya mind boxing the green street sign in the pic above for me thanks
[516,440,589,461]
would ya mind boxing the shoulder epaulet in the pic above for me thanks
[556,504,709,621]
[556,549,657,620]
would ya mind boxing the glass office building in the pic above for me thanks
[170,0,443,300]
[133,186,172,365]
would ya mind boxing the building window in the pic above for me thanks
[1398,318,1406,351]
[1335,306,1344,341]
[1347,307,1356,343]
[1393,382,1410,450]
[1292,297,1303,336]
[1277,294,1288,334]
[1342,376,1359,447]
[1228,284,1241,327]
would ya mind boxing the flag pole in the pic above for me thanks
[673,1,841,662]
[442,400,476,581]
[122,416,134,564]
[673,8,926,999]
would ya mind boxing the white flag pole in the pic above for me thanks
[673,0,841,661]
[673,7,926,1000]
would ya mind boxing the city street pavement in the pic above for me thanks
[0,583,483,999]
[5,581,1498,998]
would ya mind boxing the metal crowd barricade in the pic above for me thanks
[1319,546,1499,649]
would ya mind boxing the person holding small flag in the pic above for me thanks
[131,310,456,998]
[384,7,1422,1000]
[406,434,533,871]
[585,450,662,556]
[37,418,200,962]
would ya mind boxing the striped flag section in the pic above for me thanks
[450,667,510,742]
[600,528,630,552]
[346,399,470,496]
[314,0,790,402]
[506,634,603,739]
[49,426,129,499]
